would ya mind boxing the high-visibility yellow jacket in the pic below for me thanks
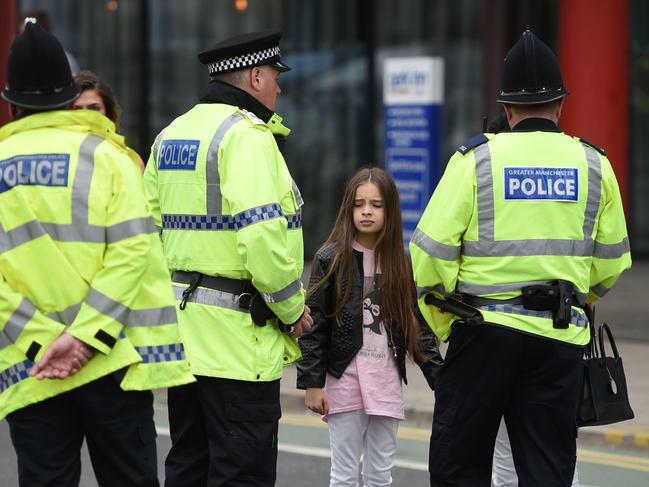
[0,110,194,419]
[143,102,305,381]
[410,127,631,345]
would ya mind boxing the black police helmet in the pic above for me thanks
[1,19,79,110]
[497,30,569,105]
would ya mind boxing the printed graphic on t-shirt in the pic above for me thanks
[358,289,388,360]
[362,294,382,335]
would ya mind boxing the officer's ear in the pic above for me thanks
[555,99,565,122]
[250,66,263,90]
[9,103,21,121]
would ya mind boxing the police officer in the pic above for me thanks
[0,20,194,487]
[410,30,631,486]
[143,31,312,486]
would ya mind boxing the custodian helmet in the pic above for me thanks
[1,19,79,110]
[497,30,569,105]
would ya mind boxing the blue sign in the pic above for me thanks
[504,167,579,201]
[0,154,70,194]
[383,57,444,249]
[158,140,200,170]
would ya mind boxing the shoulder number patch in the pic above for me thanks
[504,167,578,202]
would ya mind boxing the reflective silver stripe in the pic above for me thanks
[411,228,461,261]
[40,222,105,243]
[459,281,588,305]
[86,289,177,327]
[582,146,602,240]
[261,279,302,304]
[0,332,11,349]
[73,135,103,225]
[47,302,82,326]
[474,143,495,240]
[416,284,447,299]
[0,136,152,250]
[463,238,595,257]
[152,126,169,165]
[2,217,158,248]
[292,180,304,208]
[0,220,47,252]
[464,141,608,258]
[206,113,245,215]
[590,283,610,298]
[574,290,588,306]
[593,237,630,259]
[172,284,247,312]
[3,298,35,343]
[135,342,185,364]
[479,304,588,328]
[106,217,157,243]
[457,280,554,296]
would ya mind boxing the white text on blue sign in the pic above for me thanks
[0,154,69,194]
[158,140,200,170]
[504,167,578,201]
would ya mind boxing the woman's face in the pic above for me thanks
[72,88,106,116]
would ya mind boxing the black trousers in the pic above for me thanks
[6,372,158,487]
[429,323,583,487]
[165,376,281,487]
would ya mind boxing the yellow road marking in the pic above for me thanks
[280,414,649,473]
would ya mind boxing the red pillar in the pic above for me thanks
[1,0,18,126]
[559,0,630,210]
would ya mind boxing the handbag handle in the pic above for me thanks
[584,305,598,359]
[597,322,620,359]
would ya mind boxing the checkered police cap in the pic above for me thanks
[198,30,291,76]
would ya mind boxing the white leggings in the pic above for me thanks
[327,410,399,487]
[492,417,580,487]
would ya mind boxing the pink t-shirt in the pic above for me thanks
[324,241,405,420]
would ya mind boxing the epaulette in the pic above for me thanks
[457,134,489,155]
[239,108,266,126]
[579,137,607,157]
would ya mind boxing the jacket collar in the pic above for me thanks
[201,80,275,123]
[0,109,125,148]
[511,117,560,133]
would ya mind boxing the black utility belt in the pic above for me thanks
[172,271,285,329]
[462,280,579,330]
[172,271,256,300]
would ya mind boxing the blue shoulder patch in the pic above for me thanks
[457,134,489,155]
[579,138,607,157]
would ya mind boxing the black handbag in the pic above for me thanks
[577,321,635,427]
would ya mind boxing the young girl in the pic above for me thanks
[297,167,442,486]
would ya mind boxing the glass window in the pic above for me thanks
[630,0,649,255]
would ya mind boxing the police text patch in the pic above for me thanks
[158,140,200,170]
[504,167,578,202]
[0,154,70,194]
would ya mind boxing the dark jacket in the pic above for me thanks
[296,243,443,390]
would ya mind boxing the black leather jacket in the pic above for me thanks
[296,243,443,390]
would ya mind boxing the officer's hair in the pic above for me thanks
[211,68,252,88]
[11,105,46,120]
[507,100,561,116]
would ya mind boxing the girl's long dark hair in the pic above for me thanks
[310,167,424,360]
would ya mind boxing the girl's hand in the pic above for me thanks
[305,387,329,415]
